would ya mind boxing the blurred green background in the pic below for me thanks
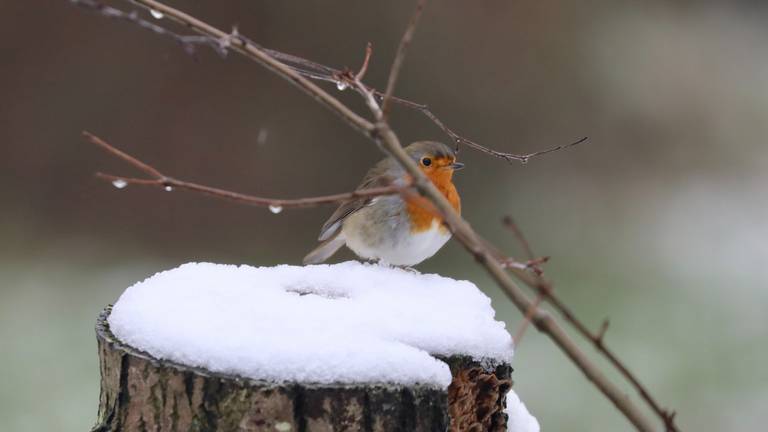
[2,0,767,430]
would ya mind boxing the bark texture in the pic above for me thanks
[93,306,512,432]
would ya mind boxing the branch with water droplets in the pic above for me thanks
[83,131,411,213]
[70,0,228,56]
[75,1,674,430]
[71,0,586,165]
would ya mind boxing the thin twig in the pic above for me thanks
[504,215,547,345]
[355,42,373,81]
[381,0,428,117]
[597,319,611,342]
[476,235,548,274]
[502,215,536,261]
[513,296,544,343]
[83,131,410,209]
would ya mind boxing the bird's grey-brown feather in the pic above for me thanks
[317,157,403,241]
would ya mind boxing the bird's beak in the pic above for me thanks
[451,162,465,171]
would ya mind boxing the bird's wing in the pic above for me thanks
[317,162,397,241]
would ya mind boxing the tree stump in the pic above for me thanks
[93,307,512,431]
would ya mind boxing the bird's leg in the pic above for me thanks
[397,265,421,274]
[371,259,420,274]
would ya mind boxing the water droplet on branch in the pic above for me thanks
[164,186,173,192]
[336,81,348,91]
[112,179,128,189]
[150,9,164,19]
[269,205,283,214]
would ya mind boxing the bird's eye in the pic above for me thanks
[421,157,432,167]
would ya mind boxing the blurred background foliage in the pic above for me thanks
[2,0,767,430]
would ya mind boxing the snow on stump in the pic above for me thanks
[93,262,519,432]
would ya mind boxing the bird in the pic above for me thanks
[303,141,463,266]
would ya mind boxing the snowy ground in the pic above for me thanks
[109,261,515,388]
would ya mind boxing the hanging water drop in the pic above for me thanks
[150,9,164,19]
[112,179,128,189]
[269,204,283,214]
[164,185,173,192]
[336,81,348,91]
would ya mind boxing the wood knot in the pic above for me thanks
[447,366,512,431]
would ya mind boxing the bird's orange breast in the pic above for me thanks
[405,169,461,233]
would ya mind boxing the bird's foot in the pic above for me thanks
[398,265,420,274]
[371,260,420,274]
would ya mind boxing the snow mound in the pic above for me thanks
[108,261,513,388]
[506,390,541,432]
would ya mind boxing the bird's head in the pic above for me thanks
[405,141,464,180]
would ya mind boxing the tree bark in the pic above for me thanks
[93,306,512,432]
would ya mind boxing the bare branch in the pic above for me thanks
[504,215,546,345]
[500,214,677,429]
[513,295,544,344]
[474,233,548,274]
[596,319,611,343]
[75,2,675,431]
[359,4,659,430]
[83,132,410,210]
[355,42,373,81]
[503,211,680,429]
[381,0,428,117]
[501,211,678,432]
[84,131,163,178]
[507,266,680,431]
[69,0,584,166]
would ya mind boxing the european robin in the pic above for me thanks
[303,141,463,266]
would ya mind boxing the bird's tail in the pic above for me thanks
[302,232,345,265]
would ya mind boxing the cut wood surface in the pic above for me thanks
[92,306,513,432]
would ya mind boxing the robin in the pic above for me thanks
[303,141,463,266]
